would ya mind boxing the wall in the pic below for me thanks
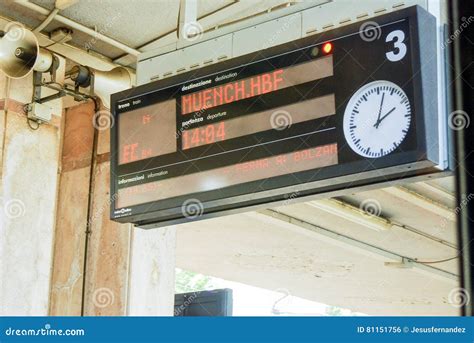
[0,71,63,315]
[49,101,133,316]
[0,66,175,317]
[48,101,175,316]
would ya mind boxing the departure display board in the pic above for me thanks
[111,6,440,228]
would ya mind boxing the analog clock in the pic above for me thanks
[343,80,411,158]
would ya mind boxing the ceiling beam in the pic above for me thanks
[383,186,455,221]
[16,1,140,57]
[177,0,198,40]
[255,209,458,282]
[0,17,116,70]
[307,199,392,231]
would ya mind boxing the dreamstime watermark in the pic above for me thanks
[262,14,299,49]
[443,16,474,49]
[270,110,292,131]
[436,193,473,234]
[175,102,211,139]
[5,323,84,337]
[92,287,115,308]
[358,21,382,42]
[282,190,300,206]
[84,14,122,50]
[174,292,198,316]
[448,287,470,308]
[88,193,119,227]
[181,198,204,219]
[448,110,470,130]
[271,191,301,218]
[4,21,26,42]
[181,21,204,42]
[1,197,26,219]
[359,198,382,217]
[93,110,115,130]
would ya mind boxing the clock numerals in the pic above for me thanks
[343,80,411,159]
[386,30,407,62]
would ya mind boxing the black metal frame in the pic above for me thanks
[450,0,474,317]
[110,6,443,228]
[174,289,233,316]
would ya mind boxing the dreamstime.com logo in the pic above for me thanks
[4,21,26,42]
[181,198,204,219]
[448,287,470,308]
[1,197,26,219]
[181,21,204,42]
[93,110,115,130]
[448,110,470,131]
[92,287,115,308]
[4,324,85,337]
[359,198,382,217]
[270,110,292,131]
[358,21,382,42]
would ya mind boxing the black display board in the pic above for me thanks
[174,289,233,317]
[111,6,440,228]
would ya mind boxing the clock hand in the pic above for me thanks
[374,107,396,128]
[374,92,385,127]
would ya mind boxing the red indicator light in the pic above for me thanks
[322,42,333,54]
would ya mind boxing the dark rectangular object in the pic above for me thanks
[110,6,441,228]
[174,289,233,317]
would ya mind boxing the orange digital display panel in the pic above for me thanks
[180,55,333,115]
[181,94,335,150]
[118,99,177,165]
[116,143,338,208]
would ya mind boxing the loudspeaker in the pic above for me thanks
[70,65,134,108]
[94,67,134,109]
[0,25,54,78]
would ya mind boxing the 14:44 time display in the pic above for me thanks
[182,122,226,150]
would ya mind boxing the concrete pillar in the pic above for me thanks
[82,160,132,316]
[0,58,65,315]
[49,101,95,316]
[49,100,176,316]
[127,226,176,316]
[0,71,176,316]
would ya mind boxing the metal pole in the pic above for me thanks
[177,0,198,40]
[449,0,474,316]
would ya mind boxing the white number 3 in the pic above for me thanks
[386,30,407,62]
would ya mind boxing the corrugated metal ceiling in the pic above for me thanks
[0,0,297,60]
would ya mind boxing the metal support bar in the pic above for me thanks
[419,182,456,203]
[32,71,43,103]
[305,198,457,249]
[384,186,455,221]
[449,0,474,317]
[31,70,94,107]
[35,90,66,104]
[307,199,392,231]
[17,1,140,56]
[257,209,458,282]
[33,7,59,33]
[177,0,198,40]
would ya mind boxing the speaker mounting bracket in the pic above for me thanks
[28,63,96,124]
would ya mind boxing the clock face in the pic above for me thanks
[343,80,411,158]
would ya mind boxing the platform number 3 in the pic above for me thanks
[386,30,407,62]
